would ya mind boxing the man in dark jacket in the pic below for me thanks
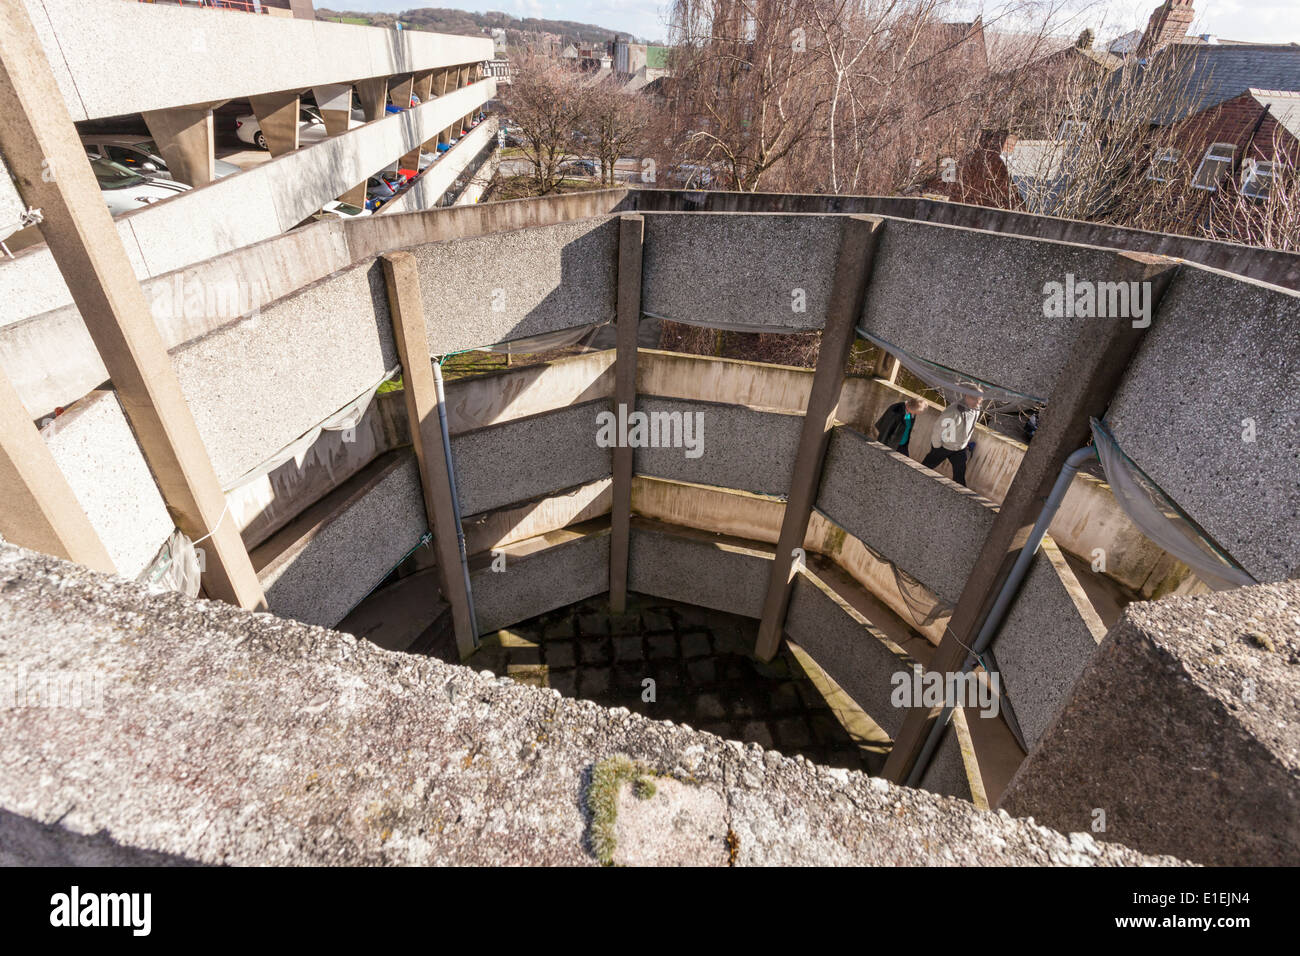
[874,398,924,457]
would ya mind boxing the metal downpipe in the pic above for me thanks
[432,360,480,645]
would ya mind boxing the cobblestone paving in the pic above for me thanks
[468,592,874,772]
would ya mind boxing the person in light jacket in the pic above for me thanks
[921,396,982,486]
[873,397,924,457]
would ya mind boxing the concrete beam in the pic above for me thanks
[313,83,366,207]
[402,72,436,168]
[248,91,301,156]
[609,215,644,612]
[141,106,216,187]
[881,252,1180,784]
[381,251,477,657]
[0,0,266,610]
[0,369,114,573]
[755,215,883,660]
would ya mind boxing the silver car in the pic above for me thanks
[81,135,240,181]
[90,158,190,216]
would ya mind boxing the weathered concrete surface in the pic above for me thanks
[816,427,996,605]
[860,218,1126,399]
[1000,579,1300,865]
[783,573,910,739]
[442,350,614,434]
[628,523,772,619]
[1107,265,1300,583]
[0,541,1182,865]
[990,540,1107,751]
[40,390,173,579]
[641,213,844,331]
[415,217,620,354]
[172,260,397,487]
[633,397,802,497]
[920,712,975,802]
[252,452,427,628]
[450,400,612,517]
[470,528,610,636]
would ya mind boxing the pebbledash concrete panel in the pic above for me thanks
[632,397,802,497]
[919,717,974,802]
[0,542,1182,865]
[171,260,398,487]
[640,213,845,331]
[628,525,772,619]
[1000,579,1300,866]
[1106,265,1300,582]
[256,453,427,629]
[450,400,613,517]
[783,573,910,739]
[415,217,620,355]
[989,542,1106,751]
[860,218,1129,399]
[40,390,174,580]
[816,427,996,605]
[471,531,610,636]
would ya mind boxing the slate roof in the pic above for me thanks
[1148,44,1300,123]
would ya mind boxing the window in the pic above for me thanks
[1147,146,1180,182]
[1057,120,1087,140]
[1192,142,1235,190]
[1241,159,1276,199]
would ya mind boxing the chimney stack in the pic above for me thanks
[1138,0,1195,57]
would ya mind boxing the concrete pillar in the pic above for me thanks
[380,252,477,658]
[247,90,300,155]
[0,370,115,574]
[399,72,436,171]
[880,252,1180,784]
[141,106,216,187]
[388,74,414,110]
[0,3,266,610]
[755,216,884,661]
[313,83,366,207]
[354,77,388,123]
[609,215,644,613]
[873,348,900,383]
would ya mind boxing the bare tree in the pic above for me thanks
[579,78,653,185]
[499,52,590,195]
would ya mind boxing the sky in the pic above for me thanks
[332,1,1300,47]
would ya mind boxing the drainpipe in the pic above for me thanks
[432,359,480,644]
[905,445,1097,788]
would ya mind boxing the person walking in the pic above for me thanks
[874,397,924,457]
[922,395,982,486]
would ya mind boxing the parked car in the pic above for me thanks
[235,106,330,150]
[364,173,406,210]
[561,159,598,177]
[313,200,372,221]
[81,136,241,181]
[90,157,190,216]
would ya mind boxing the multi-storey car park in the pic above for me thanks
[0,0,1297,867]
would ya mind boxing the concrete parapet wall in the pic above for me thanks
[252,452,427,628]
[171,260,397,487]
[632,397,802,497]
[26,0,493,122]
[470,527,610,635]
[0,541,1181,865]
[989,539,1107,751]
[783,572,910,739]
[1107,265,1300,582]
[415,217,620,354]
[450,399,612,516]
[443,349,614,434]
[628,522,773,619]
[816,427,997,605]
[1000,579,1300,865]
[641,213,844,331]
[860,218,1129,400]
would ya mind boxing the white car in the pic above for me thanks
[235,106,333,150]
[81,135,241,181]
[91,157,190,216]
[313,200,372,221]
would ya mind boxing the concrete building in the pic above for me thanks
[0,1,1298,867]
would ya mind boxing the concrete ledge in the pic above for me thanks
[451,399,612,516]
[999,578,1300,865]
[381,118,499,216]
[628,520,773,619]
[633,396,802,497]
[442,349,615,434]
[0,541,1180,865]
[251,451,427,628]
[816,427,997,605]
[641,213,844,331]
